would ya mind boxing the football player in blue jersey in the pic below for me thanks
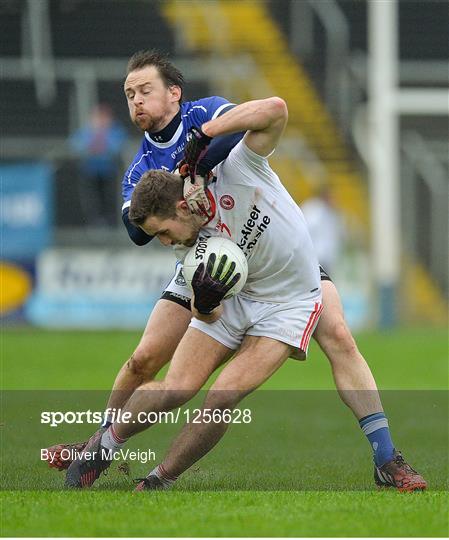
[47,50,425,492]
[121,49,240,237]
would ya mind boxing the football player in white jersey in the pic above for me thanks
[49,48,423,492]
[65,97,426,492]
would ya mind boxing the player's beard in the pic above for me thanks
[181,228,199,247]
[183,236,198,248]
[181,218,202,247]
[133,112,164,133]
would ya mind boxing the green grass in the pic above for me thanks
[1,327,448,536]
[2,326,448,390]
[2,491,448,537]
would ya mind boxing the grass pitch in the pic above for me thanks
[1,327,448,537]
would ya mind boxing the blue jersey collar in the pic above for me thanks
[145,109,183,148]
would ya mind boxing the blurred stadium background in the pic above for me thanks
[1,0,448,332]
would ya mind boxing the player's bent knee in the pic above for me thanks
[162,376,202,406]
[328,319,358,357]
[162,388,193,410]
[126,345,166,381]
[204,388,244,411]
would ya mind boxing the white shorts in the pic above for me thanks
[190,294,323,357]
[162,263,330,314]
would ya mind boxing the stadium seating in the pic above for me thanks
[49,0,175,58]
[0,1,23,56]
[0,80,71,136]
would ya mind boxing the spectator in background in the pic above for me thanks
[301,185,345,276]
[70,104,128,227]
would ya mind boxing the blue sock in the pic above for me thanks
[359,412,395,467]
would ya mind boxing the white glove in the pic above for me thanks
[183,173,213,219]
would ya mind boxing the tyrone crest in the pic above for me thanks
[219,194,235,210]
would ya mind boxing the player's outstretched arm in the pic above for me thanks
[201,97,288,157]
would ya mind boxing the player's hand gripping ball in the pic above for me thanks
[182,127,213,219]
[183,237,248,312]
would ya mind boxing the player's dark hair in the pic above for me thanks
[129,170,184,225]
[126,49,185,101]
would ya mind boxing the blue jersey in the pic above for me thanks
[122,96,233,212]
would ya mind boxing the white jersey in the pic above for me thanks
[176,140,320,303]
